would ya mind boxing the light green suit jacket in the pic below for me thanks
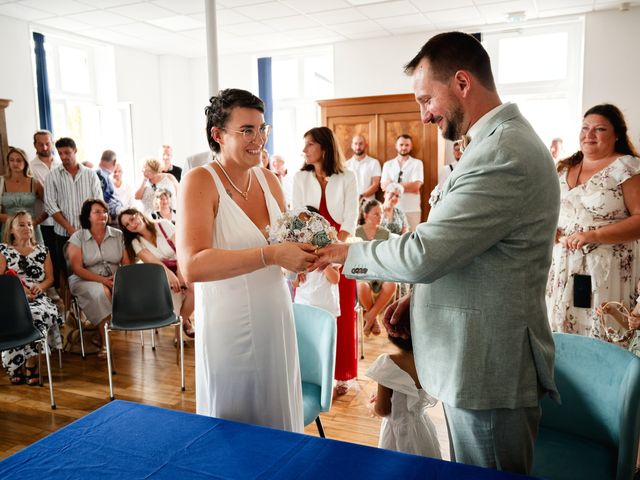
[345,103,560,409]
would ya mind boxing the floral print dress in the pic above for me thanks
[546,155,640,341]
[0,243,63,376]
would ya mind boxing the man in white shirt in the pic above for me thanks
[346,135,381,202]
[381,134,424,231]
[30,130,61,291]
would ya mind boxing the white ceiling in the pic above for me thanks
[0,0,636,57]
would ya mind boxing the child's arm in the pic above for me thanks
[373,383,393,417]
[323,264,341,284]
[292,272,306,289]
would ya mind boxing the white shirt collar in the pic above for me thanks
[467,102,510,143]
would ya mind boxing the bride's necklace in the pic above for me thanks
[215,159,252,200]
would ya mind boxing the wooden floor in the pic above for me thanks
[0,324,450,462]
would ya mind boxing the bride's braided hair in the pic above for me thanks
[205,89,264,153]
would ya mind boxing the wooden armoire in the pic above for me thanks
[318,93,443,221]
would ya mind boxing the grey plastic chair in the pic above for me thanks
[0,275,56,409]
[105,263,184,400]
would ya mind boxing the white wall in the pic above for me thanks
[113,46,163,182]
[334,33,424,98]
[583,7,640,144]
[0,15,38,153]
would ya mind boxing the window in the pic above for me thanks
[271,48,334,172]
[482,20,584,155]
[35,33,133,174]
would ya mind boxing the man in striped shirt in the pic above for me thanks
[44,137,102,284]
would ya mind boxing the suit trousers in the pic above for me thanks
[443,402,541,475]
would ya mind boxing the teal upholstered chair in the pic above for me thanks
[532,333,640,480]
[293,303,337,438]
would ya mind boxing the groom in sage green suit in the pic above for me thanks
[317,32,560,475]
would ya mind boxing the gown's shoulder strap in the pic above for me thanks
[202,164,227,198]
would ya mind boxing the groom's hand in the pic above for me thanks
[382,293,411,339]
[310,242,350,271]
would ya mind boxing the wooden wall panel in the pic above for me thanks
[319,94,442,221]
[0,99,11,176]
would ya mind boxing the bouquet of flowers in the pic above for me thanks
[267,208,338,247]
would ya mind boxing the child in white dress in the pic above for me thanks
[366,331,442,458]
[293,267,341,318]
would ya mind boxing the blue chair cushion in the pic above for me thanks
[533,426,616,480]
[302,382,322,426]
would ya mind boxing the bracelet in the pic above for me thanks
[260,247,267,267]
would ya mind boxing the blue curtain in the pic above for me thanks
[33,32,53,132]
[257,57,273,155]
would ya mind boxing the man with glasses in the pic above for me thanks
[381,134,424,231]
[346,135,381,202]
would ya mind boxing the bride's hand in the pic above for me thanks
[271,243,317,272]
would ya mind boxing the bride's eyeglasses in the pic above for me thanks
[222,125,272,142]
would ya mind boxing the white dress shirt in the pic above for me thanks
[30,156,61,227]
[381,156,424,213]
[291,169,359,235]
[346,155,381,201]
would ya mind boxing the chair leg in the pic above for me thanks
[151,328,156,350]
[42,340,56,409]
[105,324,115,400]
[58,348,63,369]
[357,306,365,360]
[139,331,144,347]
[75,299,86,360]
[315,417,325,438]
[179,319,185,392]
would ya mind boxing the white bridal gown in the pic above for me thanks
[195,165,304,433]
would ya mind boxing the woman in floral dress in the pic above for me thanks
[0,211,62,385]
[546,104,640,338]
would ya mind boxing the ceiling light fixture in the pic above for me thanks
[506,11,527,23]
[346,0,389,5]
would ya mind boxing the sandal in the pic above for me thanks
[10,372,25,385]
[182,319,195,339]
[25,365,40,386]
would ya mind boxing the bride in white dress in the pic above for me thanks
[178,89,316,432]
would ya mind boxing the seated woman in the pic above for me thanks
[150,188,176,224]
[380,182,408,235]
[355,199,397,336]
[135,158,178,217]
[118,208,194,338]
[0,211,62,385]
[67,199,129,357]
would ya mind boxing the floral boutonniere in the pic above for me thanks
[428,185,443,208]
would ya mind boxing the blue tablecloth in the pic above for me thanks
[0,400,533,479]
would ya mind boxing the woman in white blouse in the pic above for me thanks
[118,207,194,338]
[292,126,359,395]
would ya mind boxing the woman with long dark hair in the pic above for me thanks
[292,126,359,395]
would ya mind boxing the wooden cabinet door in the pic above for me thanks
[319,94,443,221]
[327,115,377,159]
